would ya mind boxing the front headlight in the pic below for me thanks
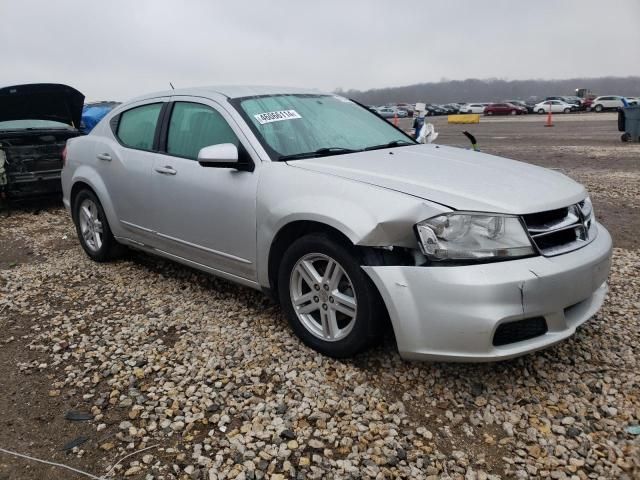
[415,212,535,261]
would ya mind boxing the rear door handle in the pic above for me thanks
[154,166,177,176]
[96,153,112,161]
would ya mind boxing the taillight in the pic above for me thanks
[62,145,68,167]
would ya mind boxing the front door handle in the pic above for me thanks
[96,153,112,161]
[154,166,177,176]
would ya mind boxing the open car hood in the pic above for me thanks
[0,83,85,128]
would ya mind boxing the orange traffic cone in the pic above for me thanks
[544,107,554,127]
[393,112,398,126]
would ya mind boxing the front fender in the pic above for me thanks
[256,163,449,287]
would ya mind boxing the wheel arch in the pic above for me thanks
[266,220,355,299]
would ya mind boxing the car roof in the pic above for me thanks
[129,85,323,102]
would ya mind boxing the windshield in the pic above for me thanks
[0,119,73,131]
[231,94,415,160]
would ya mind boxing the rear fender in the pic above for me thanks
[69,165,121,237]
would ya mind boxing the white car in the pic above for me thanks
[459,103,485,114]
[534,100,574,114]
[591,96,627,112]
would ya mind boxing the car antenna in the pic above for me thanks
[169,82,175,90]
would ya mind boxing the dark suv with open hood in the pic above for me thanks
[0,83,84,198]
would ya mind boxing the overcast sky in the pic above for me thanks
[1,0,639,101]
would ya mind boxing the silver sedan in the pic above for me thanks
[62,86,611,361]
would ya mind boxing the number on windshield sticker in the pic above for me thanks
[254,110,302,125]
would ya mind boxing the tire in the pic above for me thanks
[537,109,546,114]
[73,189,123,262]
[564,108,571,114]
[510,110,517,115]
[621,133,631,142]
[277,232,384,358]
[594,104,603,112]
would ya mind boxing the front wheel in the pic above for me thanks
[594,104,603,112]
[510,110,517,115]
[486,111,493,116]
[278,233,384,358]
[564,108,571,113]
[537,109,546,114]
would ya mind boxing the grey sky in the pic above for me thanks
[2,0,639,101]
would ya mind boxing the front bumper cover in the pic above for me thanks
[363,222,612,362]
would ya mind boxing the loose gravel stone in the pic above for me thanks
[1,206,638,479]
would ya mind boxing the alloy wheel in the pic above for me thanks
[78,198,103,252]
[289,253,357,342]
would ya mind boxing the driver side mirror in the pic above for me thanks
[197,143,253,171]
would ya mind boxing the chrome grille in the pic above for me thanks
[522,199,596,256]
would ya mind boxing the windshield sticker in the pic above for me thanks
[254,110,302,125]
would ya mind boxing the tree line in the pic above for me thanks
[336,76,640,105]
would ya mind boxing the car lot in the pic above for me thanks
[0,113,638,479]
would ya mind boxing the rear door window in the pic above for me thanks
[117,103,162,150]
[166,102,239,160]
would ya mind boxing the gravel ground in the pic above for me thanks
[1,115,639,479]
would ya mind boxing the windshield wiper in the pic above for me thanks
[364,140,415,151]
[279,147,361,161]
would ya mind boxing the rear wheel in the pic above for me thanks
[486,111,493,116]
[73,189,123,262]
[510,110,517,115]
[278,233,384,358]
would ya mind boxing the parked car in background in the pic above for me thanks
[0,83,84,198]
[591,96,628,112]
[438,104,459,114]
[425,104,446,116]
[62,85,612,361]
[376,107,407,118]
[484,103,527,115]
[81,101,121,133]
[444,103,461,114]
[534,100,575,114]
[395,103,415,117]
[546,96,581,109]
[503,100,531,112]
[459,103,486,114]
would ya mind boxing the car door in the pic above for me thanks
[149,99,259,281]
[92,99,167,245]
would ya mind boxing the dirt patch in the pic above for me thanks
[0,235,38,270]
[0,313,111,479]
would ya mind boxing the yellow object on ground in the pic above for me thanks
[448,114,480,124]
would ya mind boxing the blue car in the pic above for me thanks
[80,101,120,133]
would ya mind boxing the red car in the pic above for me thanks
[484,103,527,115]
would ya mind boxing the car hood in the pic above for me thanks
[0,83,84,128]
[287,144,586,214]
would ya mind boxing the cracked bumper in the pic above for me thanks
[363,223,612,362]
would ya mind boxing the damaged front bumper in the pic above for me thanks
[363,222,612,362]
